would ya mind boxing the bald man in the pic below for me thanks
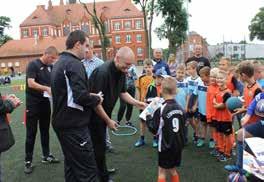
[185,44,210,73]
[89,46,146,182]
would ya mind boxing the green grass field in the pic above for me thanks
[1,79,233,182]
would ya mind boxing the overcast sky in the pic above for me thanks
[1,0,264,48]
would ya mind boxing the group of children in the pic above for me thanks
[132,57,264,182]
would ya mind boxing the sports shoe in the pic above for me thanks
[125,121,134,127]
[196,139,205,147]
[134,139,145,147]
[42,154,60,164]
[210,149,220,157]
[208,140,215,149]
[152,139,158,148]
[24,161,33,174]
[218,154,227,162]
[224,164,240,172]
[231,148,236,156]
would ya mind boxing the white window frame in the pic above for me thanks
[114,22,121,31]
[137,47,143,56]
[135,20,142,29]
[115,35,121,44]
[126,34,131,43]
[136,34,142,42]
[124,21,131,30]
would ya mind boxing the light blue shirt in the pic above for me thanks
[82,56,104,78]
[197,81,207,115]
[175,79,188,109]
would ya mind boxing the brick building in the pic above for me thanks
[0,0,146,73]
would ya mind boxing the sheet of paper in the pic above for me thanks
[139,97,164,121]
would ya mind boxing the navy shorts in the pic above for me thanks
[199,113,207,123]
[216,122,233,135]
[245,120,264,138]
[187,109,199,119]
[209,119,218,128]
[158,149,182,169]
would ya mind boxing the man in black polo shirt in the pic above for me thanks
[51,30,117,182]
[24,46,59,174]
[89,46,146,182]
[185,44,211,73]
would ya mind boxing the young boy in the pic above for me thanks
[146,77,185,182]
[185,61,203,144]
[218,57,240,96]
[213,70,233,162]
[175,64,188,144]
[134,59,155,147]
[207,68,220,151]
[144,69,166,147]
[234,61,262,125]
[196,66,210,147]
[252,60,264,89]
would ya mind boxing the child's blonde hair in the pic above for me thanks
[161,77,177,95]
[176,64,185,71]
[199,66,210,77]
[143,58,153,66]
[210,67,219,77]
[187,61,198,69]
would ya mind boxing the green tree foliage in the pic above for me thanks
[133,0,155,58]
[249,7,264,41]
[79,0,110,61]
[155,0,188,54]
[0,16,12,46]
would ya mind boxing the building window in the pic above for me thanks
[124,21,131,30]
[8,62,13,67]
[81,23,89,33]
[63,25,70,36]
[135,20,142,29]
[22,29,29,38]
[115,35,121,43]
[233,46,238,51]
[1,63,6,68]
[136,34,142,42]
[114,22,121,30]
[126,34,131,43]
[15,62,20,67]
[104,22,109,33]
[137,47,143,56]
[42,28,48,36]
[32,29,39,37]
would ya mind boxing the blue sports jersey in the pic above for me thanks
[247,92,264,116]
[175,80,188,109]
[257,79,264,89]
[197,82,208,115]
[185,76,202,96]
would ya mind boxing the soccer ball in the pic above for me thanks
[226,97,243,113]
[227,172,247,182]
[255,99,264,118]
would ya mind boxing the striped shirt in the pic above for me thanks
[82,56,104,78]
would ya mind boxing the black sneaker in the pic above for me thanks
[125,121,134,127]
[42,154,60,164]
[24,161,33,174]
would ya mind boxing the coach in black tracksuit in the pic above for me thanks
[51,30,118,182]
[89,46,146,182]
[24,46,59,174]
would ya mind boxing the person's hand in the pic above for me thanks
[45,87,52,96]
[232,107,245,115]
[241,114,250,126]
[7,95,21,108]
[107,119,118,131]
[135,101,147,110]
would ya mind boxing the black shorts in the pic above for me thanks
[187,109,199,119]
[245,121,264,138]
[158,149,182,169]
[209,119,218,128]
[199,113,207,123]
[216,122,233,135]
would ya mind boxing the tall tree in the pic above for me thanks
[133,0,155,58]
[0,16,12,46]
[79,0,110,61]
[155,0,188,54]
[249,7,264,41]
